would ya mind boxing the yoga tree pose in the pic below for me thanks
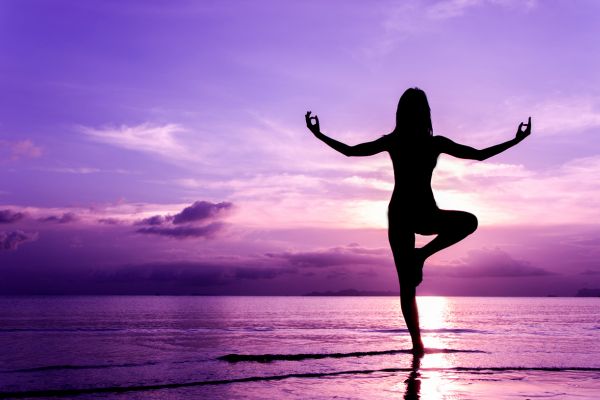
[305,88,531,355]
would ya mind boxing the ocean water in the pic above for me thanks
[0,296,599,399]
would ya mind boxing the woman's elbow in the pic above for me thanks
[342,146,356,157]
[475,150,488,161]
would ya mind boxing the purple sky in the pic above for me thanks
[1,0,600,295]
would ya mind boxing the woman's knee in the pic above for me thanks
[440,211,478,236]
[463,213,478,234]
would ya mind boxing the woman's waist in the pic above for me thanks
[389,189,436,206]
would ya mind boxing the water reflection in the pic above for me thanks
[404,297,454,399]
[404,354,421,400]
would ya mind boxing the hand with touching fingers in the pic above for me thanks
[305,111,321,136]
[516,116,532,142]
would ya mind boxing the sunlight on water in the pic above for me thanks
[418,296,449,331]
[418,296,451,361]
[417,296,453,399]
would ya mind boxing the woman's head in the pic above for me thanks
[395,87,432,137]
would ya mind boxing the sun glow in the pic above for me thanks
[416,296,455,399]
[346,200,389,228]
[417,296,454,367]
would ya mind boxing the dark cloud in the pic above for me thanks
[0,209,25,224]
[233,266,296,280]
[429,248,552,278]
[97,218,125,225]
[266,246,391,268]
[172,201,232,224]
[95,262,230,287]
[137,215,171,226]
[581,269,600,275]
[89,260,296,292]
[0,230,38,250]
[136,222,224,239]
[133,200,233,239]
[39,212,77,224]
[0,242,384,294]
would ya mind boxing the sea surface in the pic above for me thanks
[0,296,599,399]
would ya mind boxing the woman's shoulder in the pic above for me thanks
[431,134,449,142]
[430,135,452,149]
[379,132,396,146]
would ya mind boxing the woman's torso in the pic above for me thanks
[385,134,441,217]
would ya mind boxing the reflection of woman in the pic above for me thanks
[306,87,531,354]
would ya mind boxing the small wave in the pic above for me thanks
[225,327,275,332]
[0,327,275,334]
[372,328,488,334]
[0,328,125,333]
[4,361,162,374]
[1,366,599,398]
[218,348,485,363]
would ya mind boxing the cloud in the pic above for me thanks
[266,245,391,268]
[0,209,25,224]
[503,95,600,137]
[41,167,137,175]
[136,222,224,239]
[39,212,78,224]
[95,262,231,287]
[97,218,125,225]
[137,215,171,226]
[581,269,600,276]
[425,0,536,21]
[172,201,233,224]
[91,245,388,292]
[0,231,38,250]
[93,260,297,289]
[431,154,600,226]
[370,0,537,57]
[429,248,552,277]
[233,266,297,280]
[133,200,233,239]
[457,95,600,144]
[48,167,101,174]
[0,139,42,161]
[135,201,232,226]
[427,0,482,20]
[80,123,192,160]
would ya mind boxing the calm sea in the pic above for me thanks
[0,296,599,399]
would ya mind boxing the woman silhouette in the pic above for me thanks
[306,87,531,355]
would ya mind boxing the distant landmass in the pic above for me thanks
[576,288,600,297]
[304,289,397,296]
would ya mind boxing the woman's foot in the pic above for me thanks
[413,248,426,286]
[412,341,425,357]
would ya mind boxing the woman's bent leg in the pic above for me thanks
[419,210,478,261]
[389,225,424,354]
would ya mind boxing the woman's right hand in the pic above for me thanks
[305,111,321,136]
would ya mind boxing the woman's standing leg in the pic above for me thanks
[388,223,424,355]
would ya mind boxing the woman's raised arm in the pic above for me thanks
[305,111,388,157]
[438,117,532,161]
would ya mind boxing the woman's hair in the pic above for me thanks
[393,87,433,138]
